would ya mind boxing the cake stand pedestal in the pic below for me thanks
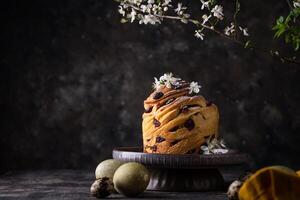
[113,147,249,191]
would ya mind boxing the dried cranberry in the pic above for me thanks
[144,107,153,113]
[153,118,161,127]
[184,119,195,131]
[187,149,196,154]
[181,105,189,113]
[156,136,166,143]
[153,92,164,99]
[206,101,213,106]
[169,126,179,132]
[170,140,179,146]
[150,145,157,152]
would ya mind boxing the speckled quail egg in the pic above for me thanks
[90,177,114,198]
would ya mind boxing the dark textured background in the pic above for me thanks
[1,0,300,172]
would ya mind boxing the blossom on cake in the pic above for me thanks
[200,138,228,155]
[153,73,181,89]
[189,81,201,94]
[153,73,202,94]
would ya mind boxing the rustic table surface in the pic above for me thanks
[0,170,228,200]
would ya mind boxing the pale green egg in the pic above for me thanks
[95,159,124,180]
[113,162,150,197]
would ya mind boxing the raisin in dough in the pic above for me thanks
[142,82,219,154]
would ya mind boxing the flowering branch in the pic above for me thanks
[116,0,300,65]
[119,1,246,43]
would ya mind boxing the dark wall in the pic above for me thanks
[1,0,300,171]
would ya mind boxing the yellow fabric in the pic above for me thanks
[239,166,300,200]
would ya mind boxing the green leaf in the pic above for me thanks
[244,40,252,49]
[272,11,300,51]
[277,16,284,24]
[274,27,286,38]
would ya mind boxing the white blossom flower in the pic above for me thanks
[227,180,243,200]
[159,73,172,82]
[151,4,160,14]
[140,14,161,25]
[224,27,231,36]
[129,9,137,23]
[219,139,227,148]
[202,14,211,25]
[153,77,163,89]
[294,0,300,8]
[211,5,224,20]
[212,148,229,154]
[120,2,128,9]
[118,5,126,16]
[163,0,172,5]
[159,73,181,88]
[224,23,235,36]
[174,3,186,15]
[194,30,204,40]
[200,138,228,155]
[148,0,155,4]
[239,26,249,36]
[200,0,210,10]
[189,81,201,93]
[162,0,172,7]
[147,16,159,25]
[200,145,210,154]
[140,4,152,13]
[208,138,227,149]
[132,0,142,5]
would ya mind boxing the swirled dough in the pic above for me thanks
[142,81,219,154]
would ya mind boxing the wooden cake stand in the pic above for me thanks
[113,147,249,191]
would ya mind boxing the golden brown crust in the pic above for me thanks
[142,84,219,154]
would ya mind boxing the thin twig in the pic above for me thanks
[233,0,240,40]
[286,0,293,11]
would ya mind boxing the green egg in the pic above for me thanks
[95,159,124,193]
[113,162,150,197]
[95,159,123,180]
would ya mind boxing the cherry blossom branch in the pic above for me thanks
[153,13,300,65]
[126,3,244,45]
[118,1,300,65]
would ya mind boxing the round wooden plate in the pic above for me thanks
[113,147,250,191]
[113,147,248,168]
